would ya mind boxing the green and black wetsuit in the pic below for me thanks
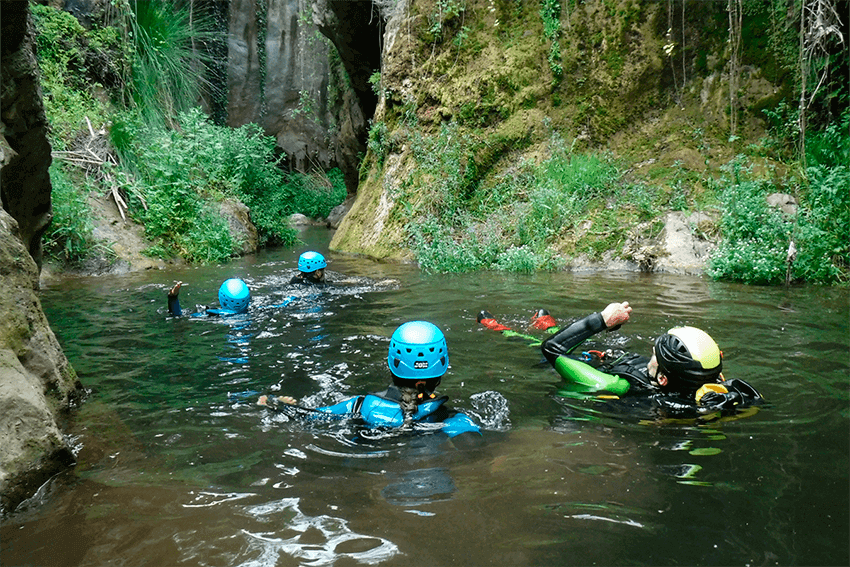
[541,312,763,419]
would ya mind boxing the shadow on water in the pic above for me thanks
[3,227,848,566]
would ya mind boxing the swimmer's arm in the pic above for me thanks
[257,395,360,420]
[541,312,607,364]
[258,395,298,407]
[541,302,631,364]
[167,282,183,317]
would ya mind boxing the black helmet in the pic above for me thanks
[654,326,723,388]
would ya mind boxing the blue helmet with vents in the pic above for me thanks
[218,278,250,314]
[387,321,449,381]
[298,251,327,273]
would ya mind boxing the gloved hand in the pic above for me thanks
[698,390,742,411]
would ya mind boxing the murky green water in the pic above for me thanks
[3,227,848,566]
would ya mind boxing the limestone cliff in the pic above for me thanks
[227,0,377,193]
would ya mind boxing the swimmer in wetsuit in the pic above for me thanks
[258,321,480,438]
[289,251,328,286]
[168,278,250,317]
[481,303,763,419]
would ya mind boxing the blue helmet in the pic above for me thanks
[218,278,250,313]
[298,251,327,273]
[387,321,449,380]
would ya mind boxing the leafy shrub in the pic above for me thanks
[707,163,793,284]
[709,113,849,286]
[113,108,346,258]
[289,169,348,219]
[792,163,849,283]
[409,216,500,273]
[805,108,850,170]
[496,245,563,273]
[367,120,390,167]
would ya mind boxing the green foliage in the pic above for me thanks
[44,163,95,264]
[709,112,849,285]
[32,1,349,268]
[287,168,348,219]
[409,121,477,224]
[291,89,316,118]
[426,0,466,44]
[799,111,850,288]
[30,4,121,146]
[539,0,563,80]
[405,126,626,273]
[128,0,218,128]
[367,120,390,167]
[118,114,236,262]
[409,216,500,273]
[792,162,849,284]
[707,170,791,285]
[116,109,277,253]
[805,108,850,170]
[180,209,236,263]
[495,245,563,273]
[761,101,799,157]
[368,71,383,98]
[112,108,345,258]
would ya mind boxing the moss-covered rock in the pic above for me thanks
[0,210,83,514]
[0,3,84,514]
[330,0,774,269]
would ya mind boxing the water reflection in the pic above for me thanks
[234,497,400,567]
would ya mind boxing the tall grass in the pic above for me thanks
[128,0,218,128]
[405,127,624,272]
[44,163,95,264]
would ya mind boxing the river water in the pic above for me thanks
[3,227,848,566]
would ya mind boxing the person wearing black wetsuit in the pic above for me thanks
[479,303,762,419]
[539,301,763,418]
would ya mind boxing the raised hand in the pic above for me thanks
[601,301,632,328]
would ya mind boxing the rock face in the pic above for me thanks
[0,0,54,272]
[0,2,84,514]
[0,208,83,514]
[325,1,783,272]
[654,212,719,275]
[226,0,378,193]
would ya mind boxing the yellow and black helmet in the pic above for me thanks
[654,326,723,387]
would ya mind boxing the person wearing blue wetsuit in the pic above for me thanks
[167,278,251,317]
[257,321,481,438]
[290,251,328,286]
[538,301,763,418]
